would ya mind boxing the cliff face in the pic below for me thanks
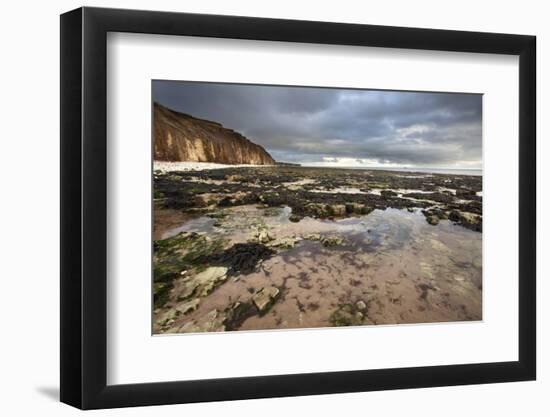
[153,103,275,165]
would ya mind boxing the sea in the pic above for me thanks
[302,165,482,176]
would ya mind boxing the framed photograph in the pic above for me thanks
[60,7,536,409]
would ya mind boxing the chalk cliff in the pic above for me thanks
[154,103,275,165]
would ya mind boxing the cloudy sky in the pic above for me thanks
[153,81,482,169]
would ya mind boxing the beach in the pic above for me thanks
[153,163,482,334]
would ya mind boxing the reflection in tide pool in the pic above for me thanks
[162,216,216,239]
[161,205,482,330]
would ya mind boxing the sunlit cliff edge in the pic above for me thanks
[154,103,275,165]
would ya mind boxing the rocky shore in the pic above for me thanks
[153,165,482,334]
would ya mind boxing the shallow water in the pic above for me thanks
[281,179,317,190]
[309,186,368,195]
[334,166,483,176]
[162,216,217,239]
[163,205,480,258]
[159,205,482,332]
[367,188,434,197]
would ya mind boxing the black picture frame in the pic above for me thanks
[60,6,536,410]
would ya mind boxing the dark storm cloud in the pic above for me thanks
[153,80,482,168]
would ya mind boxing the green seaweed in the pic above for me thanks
[154,282,171,310]
[153,232,228,309]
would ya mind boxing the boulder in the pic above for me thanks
[155,308,178,327]
[426,215,439,226]
[345,203,374,215]
[329,304,365,327]
[328,204,347,217]
[305,203,330,218]
[226,174,246,182]
[177,266,228,300]
[252,286,280,313]
[271,237,297,249]
[356,300,367,311]
[224,301,258,330]
[321,235,346,247]
[448,210,461,222]
[257,228,274,244]
[448,210,482,232]
[289,214,303,223]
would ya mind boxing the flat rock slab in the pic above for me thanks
[174,309,227,333]
[253,286,280,312]
[179,266,228,299]
[175,298,200,315]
